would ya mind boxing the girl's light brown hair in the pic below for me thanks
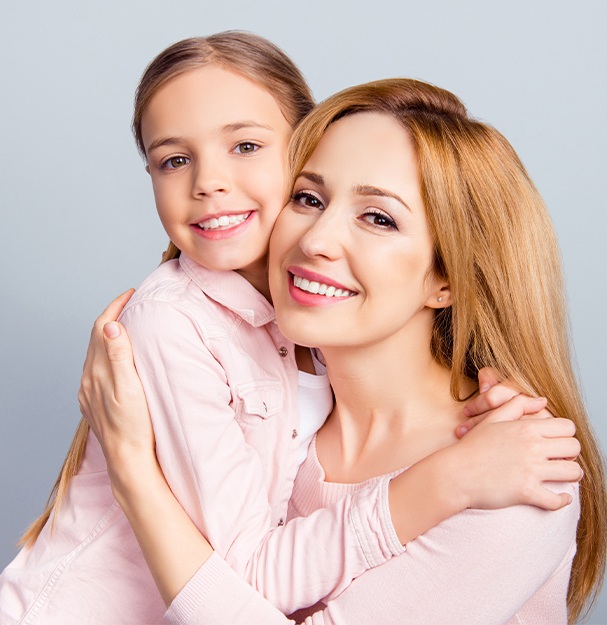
[288,78,606,624]
[20,31,314,548]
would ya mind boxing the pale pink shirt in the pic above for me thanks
[0,256,401,625]
[167,436,580,625]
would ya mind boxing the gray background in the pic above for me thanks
[1,0,605,622]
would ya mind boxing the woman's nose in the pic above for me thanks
[298,208,345,261]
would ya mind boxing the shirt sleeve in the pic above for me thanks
[164,482,579,625]
[120,299,399,614]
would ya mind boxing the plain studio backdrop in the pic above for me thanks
[1,1,605,622]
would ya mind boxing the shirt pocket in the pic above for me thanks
[234,381,284,460]
[235,380,283,421]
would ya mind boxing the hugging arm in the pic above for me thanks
[103,296,402,614]
[82,294,580,622]
[166,482,578,625]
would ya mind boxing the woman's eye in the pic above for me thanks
[292,191,324,210]
[233,142,260,154]
[362,211,397,229]
[162,156,190,170]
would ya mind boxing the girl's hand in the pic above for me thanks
[450,395,582,512]
[78,290,157,488]
[457,368,553,437]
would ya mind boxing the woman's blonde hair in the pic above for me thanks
[288,78,606,623]
[20,31,314,547]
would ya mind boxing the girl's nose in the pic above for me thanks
[192,157,232,196]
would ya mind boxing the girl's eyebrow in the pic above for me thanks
[146,122,275,154]
[147,136,183,154]
[221,121,274,133]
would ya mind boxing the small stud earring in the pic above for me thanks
[437,296,444,302]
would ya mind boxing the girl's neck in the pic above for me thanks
[235,257,272,302]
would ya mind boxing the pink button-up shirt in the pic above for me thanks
[0,255,399,625]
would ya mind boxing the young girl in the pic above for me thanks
[0,34,584,625]
[79,78,606,625]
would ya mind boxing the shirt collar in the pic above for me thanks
[179,254,276,327]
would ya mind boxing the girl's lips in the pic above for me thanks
[190,211,255,240]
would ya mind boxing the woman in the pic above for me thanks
[80,78,606,624]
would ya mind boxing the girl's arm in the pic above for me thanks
[103,295,398,614]
[166,482,579,625]
[82,297,580,618]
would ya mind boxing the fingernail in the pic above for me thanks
[104,322,121,339]
[457,425,469,437]
[479,383,491,393]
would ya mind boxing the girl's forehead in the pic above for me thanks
[141,65,292,145]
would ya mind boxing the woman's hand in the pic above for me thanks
[78,290,157,489]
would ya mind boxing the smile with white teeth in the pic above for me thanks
[292,275,356,298]
[197,212,250,231]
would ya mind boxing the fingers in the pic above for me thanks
[529,487,573,511]
[532,417,576,438]
[475,394,548,428]
[102,322,140,400]
[541,459,583,482]
[99,289,135,324]
[477,367,502,393]
[463,383,522,418]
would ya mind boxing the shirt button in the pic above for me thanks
[292,429,298,439]
[278,346,288,358]
[278,518,285,526]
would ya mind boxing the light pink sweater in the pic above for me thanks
[0,256,400,625]
[167,437,580,625]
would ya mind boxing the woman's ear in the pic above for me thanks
[425,283,451,309]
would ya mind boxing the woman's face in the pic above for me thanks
[269,112,446,351]
[141,64,292,290]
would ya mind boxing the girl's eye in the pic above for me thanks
[362,210,397,229]
[292,191,324,210]
[233,142,260,155]
[162,156,190,170]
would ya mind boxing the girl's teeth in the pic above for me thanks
[292,275,353,298]
[198,213,249,230]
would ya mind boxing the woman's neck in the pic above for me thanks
[317,320,474,483]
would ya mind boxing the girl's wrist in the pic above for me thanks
[106,445,162,505]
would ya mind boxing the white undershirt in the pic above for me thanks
[296,351,333,467]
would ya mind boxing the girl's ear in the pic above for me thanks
[425,283,451,309]
[145,164,151,175]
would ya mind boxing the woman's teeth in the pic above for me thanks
[293,275,355,298]
[198,212,250,231]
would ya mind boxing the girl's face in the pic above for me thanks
[269,112,447,351]
[141,64,292,292]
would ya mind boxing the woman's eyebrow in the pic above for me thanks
[354,184,411,211]
[297,171,325,186]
